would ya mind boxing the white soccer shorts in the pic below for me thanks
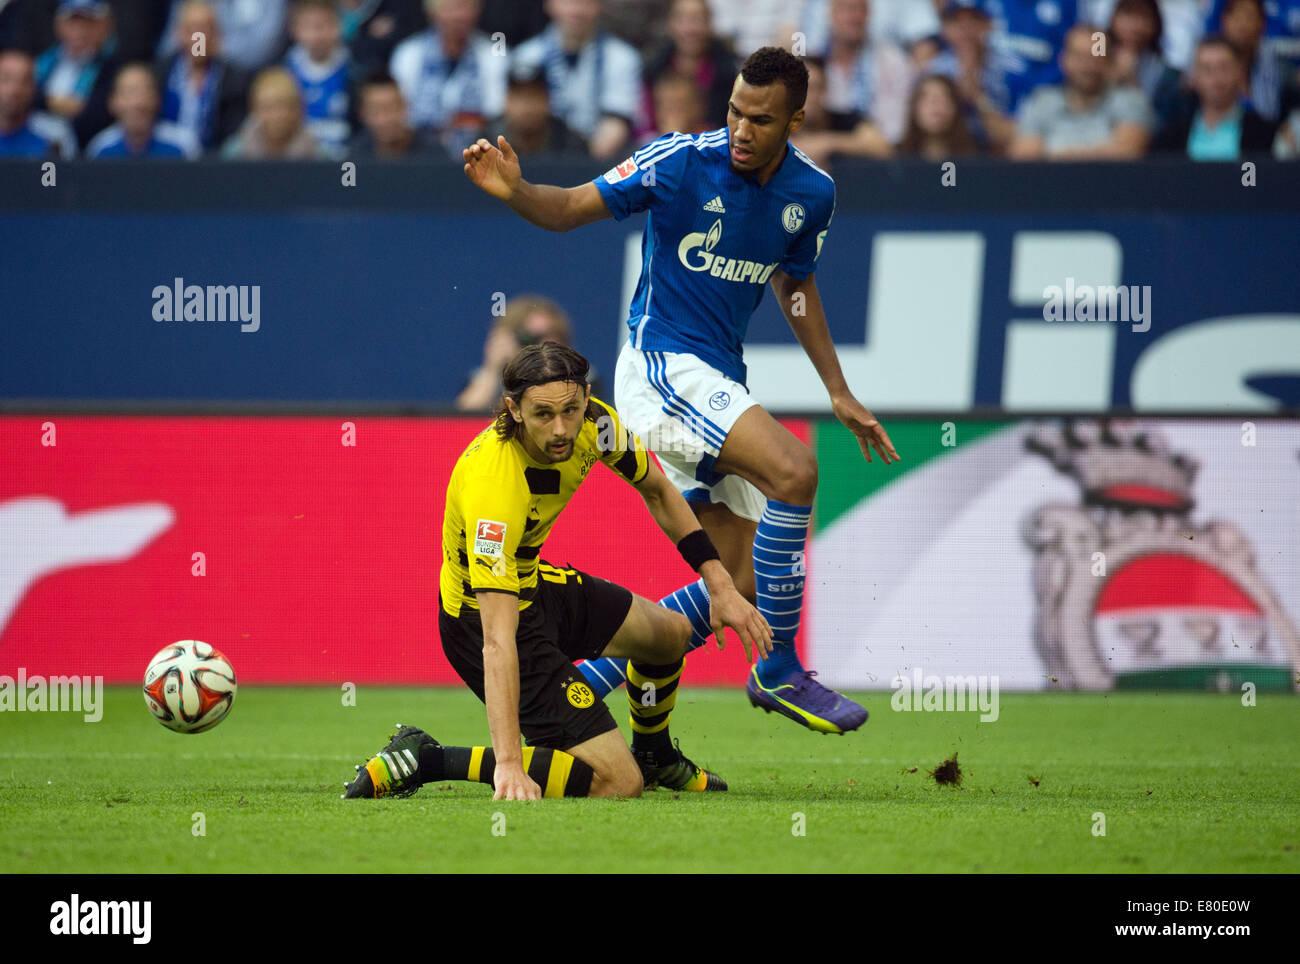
[613,342,768,522]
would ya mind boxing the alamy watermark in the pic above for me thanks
[596,414,709,462]
[0,668,103,722]
[890,667,1000,722]
[152,278,260,332]
[1042,277,1151,333]
[50,895,150,943]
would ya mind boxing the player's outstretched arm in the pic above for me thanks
[631,461,773,662]
[770,269,901,466]
[477,590,541,801]
[462,135,612,232]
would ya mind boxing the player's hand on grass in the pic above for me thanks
[832,394,899,465]
[493,760,542,801]
[463,135,522,202]
[707,584,773,664]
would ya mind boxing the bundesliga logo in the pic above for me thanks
[603,157,639,184]
[474,520,505,559]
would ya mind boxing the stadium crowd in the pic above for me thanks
[2,0,1298,162]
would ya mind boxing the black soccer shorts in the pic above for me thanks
[439,562,634,750]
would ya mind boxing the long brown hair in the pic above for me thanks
[493,343,597,442]
[898,74,978,158]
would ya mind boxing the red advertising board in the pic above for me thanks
[0,416,808,685]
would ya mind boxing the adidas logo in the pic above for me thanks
[703,195,726,213]
[382,748,418,779]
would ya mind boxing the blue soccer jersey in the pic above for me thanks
[0,124,52,157]
[285,45,352,149]
[593,128,835,387]
[981,0,1078,111]
[1204,0,1300,68]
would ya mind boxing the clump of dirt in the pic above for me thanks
[930,753,962,786]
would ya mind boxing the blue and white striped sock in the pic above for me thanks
[753,499,812,686]
[576,579,713,700]
[663,578,714,654]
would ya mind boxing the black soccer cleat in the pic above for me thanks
[634,739,727,792]
[342,724,438,799]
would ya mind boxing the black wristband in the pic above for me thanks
[676,529,720,572]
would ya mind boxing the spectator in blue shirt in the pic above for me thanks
[983,0,1080,111]
[87,60,198,156]
[0,46,78,156]
[284,0,354,153]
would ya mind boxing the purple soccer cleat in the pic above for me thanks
[746,667,868,734]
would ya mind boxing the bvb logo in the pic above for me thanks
[566,681,595,708]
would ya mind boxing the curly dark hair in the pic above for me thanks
[739,46,809,116]
[493,342,596,442]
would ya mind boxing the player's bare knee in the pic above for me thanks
[593,761,643,798]
[617,768,644,798]
[620,751,646,797]
[771,449,818,504]
[666,610,691,659]
[639,607,688,663]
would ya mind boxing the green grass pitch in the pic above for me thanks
[2,686,1297,873]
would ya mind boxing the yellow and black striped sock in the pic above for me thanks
[418,744,594,797]
[627,660,683,763]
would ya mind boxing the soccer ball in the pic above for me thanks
[143,640,237,733]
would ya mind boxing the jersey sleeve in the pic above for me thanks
[779,183,836,280]
[592,131,691,221]
[459,471,527,595]
[589,398,650,484]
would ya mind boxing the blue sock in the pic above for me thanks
[576,579,713,699]
[576,650,627,700]
[752,500,812,686]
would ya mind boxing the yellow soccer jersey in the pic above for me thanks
[439,397,650,617]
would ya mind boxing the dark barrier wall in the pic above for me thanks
[2,159,1298,412]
